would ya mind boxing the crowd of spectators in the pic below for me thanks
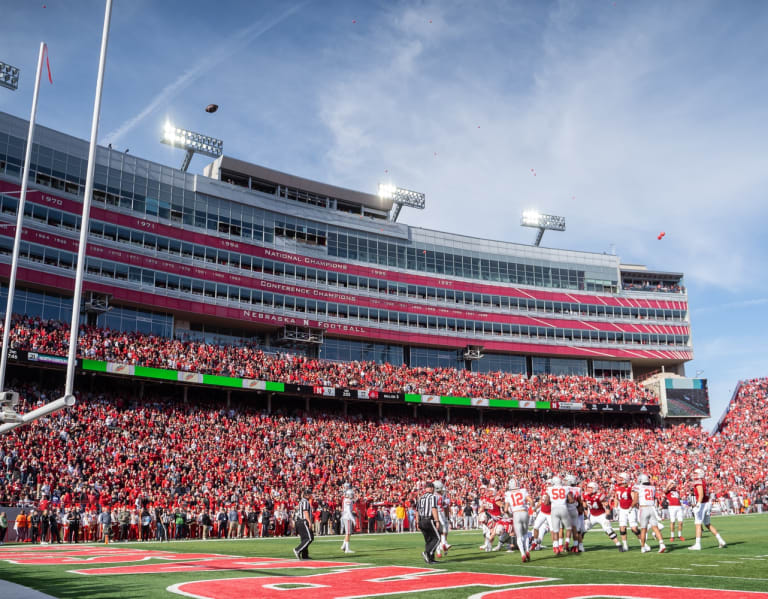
[0,376,766,544]
[2,316,658,405]
[622,282,685,294]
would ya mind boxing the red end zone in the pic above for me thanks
[468,584,768,599]
[168,568,548,599]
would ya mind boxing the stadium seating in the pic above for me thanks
[2,316,658,404]
[0,376,765,539]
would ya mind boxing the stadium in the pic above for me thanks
[1,3,768,598]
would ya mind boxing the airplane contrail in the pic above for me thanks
[103,1,309,145]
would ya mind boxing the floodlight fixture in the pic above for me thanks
[520,210,566,246]
[0,61,20,91]
[379,183,426,222]
[161,121,223,172]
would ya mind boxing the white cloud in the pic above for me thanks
[316,1,768,292]
[102,1,310,145]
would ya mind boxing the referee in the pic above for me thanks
[418,481,441,564]
[293,489,315,560]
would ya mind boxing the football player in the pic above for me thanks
[634,474,666,553]
[664,480,685,542]
[340,486,356,553]
[583,481,624,551]
[478,486,503,551]
[564,474,584,552]
[530,480,552,551]
[433,481,452,558]
[688,468,726,550]
[614,472,642,551]
[546,476,572,555]
[505,477,532,563]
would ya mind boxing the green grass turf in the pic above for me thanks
[1,514,767,598]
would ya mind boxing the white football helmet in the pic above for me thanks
[564,474,577,485]
[550,476,562,486]
[344,489,355,499]
[618,472,630,482]
[507,478,519,490]
[638,473,650,484]
[587,481,599,492]
[433,480,445,493]
[693,468,705,478]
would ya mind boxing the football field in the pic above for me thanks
[1,514,767,598]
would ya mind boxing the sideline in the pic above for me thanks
[0,580,57,599]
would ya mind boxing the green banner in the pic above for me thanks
[203,374,242,388]
[134,366,178,381]
[82,359,107,372]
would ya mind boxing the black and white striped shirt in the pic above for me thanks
[296,498,312,522]
[417,492,438,519]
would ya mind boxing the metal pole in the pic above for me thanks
[64,0,112,397]
[0,395,76,435]
[0,42,45,393]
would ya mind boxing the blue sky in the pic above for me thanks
[2,0,767,429]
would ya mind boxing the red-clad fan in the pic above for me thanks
[583,481,624,551]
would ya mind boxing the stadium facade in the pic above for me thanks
[0,111,691,382]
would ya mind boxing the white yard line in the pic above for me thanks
[522,565,768,583]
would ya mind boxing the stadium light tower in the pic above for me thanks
[520,210,566,246]
[161,122,223,172]
[378,183,426,222]
[0,61,20,91]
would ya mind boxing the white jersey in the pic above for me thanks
[437,494,450,516]
[342,497,355,519]
[547,485,570,508]
[505,488,529,513]
[637,484,656,508]
[567,486,581,511]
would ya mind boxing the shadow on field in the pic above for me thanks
[0,567,147,599]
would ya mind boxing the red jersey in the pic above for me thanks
[487,494,503,518]
[583,492,606,516]
[539,500,551,515]
[614,484,634,510]
[692,479,709,503]
[665,489,682,507]
[496,517,514,534]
